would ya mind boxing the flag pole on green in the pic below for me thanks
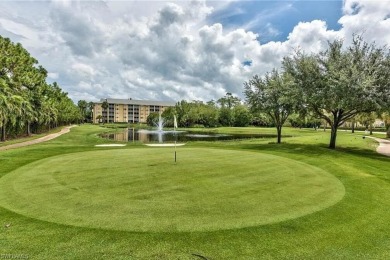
[174,115,178,163]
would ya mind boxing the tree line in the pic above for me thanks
[147,93,253,128]
[245,35,390,148]
[147,92,328,129]
[0,36,81,141]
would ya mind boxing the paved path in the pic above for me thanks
[0,125,77,151]
[367,136,390,157]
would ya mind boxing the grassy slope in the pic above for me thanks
[0,125,389,259]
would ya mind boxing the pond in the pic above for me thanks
[100,128,278,143]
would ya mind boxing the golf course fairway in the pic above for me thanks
[0,148,345,232]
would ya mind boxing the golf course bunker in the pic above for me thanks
[0,148,345,232]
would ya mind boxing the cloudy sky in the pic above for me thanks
[1,0,390,102]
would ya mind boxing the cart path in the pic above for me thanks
[0,125,77,151]
[367,136,390,157]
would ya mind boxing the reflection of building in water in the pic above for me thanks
[92,98,175,124]
[112,131,128,142]
[137,131,153,143]
[130,130,166,143]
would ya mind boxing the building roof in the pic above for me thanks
[96,98,176,106]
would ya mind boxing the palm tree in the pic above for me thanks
[101,99,108,124]
[0,36,81,138]
[0,92,23,141]
[20,97,35,136]
[0,85,9,141]
[77,100,88,123]
[88,101,94,123]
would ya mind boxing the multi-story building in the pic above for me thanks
[92,98,176,124]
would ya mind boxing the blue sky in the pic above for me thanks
[209,0,343,42]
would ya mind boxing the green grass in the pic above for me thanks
[0,126,63,147]
[0,125,389,259]
[0,148,344,232]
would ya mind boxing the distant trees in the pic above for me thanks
[356,112,377,135]
[380,112,390,138]
[76,100,94,123]
[217,93,237,126]
[0,36,81,141]
[288,113,321,129]
[217,93,250,127]
[174,100,218,127]
[143,93,251,129]
[77,100,88,123]
[232,105,252,127]
[146,112,159,127]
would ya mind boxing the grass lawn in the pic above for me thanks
[0,127,64,148]
[0,125,389,259]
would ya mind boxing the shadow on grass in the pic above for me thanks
[237,142,389,163]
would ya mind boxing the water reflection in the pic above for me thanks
[101,128,278,143]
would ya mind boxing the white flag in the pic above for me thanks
[174,115,178,129]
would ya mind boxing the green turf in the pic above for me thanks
[0,148,344,232]
[0,126,63,147]
[0,124,389,259]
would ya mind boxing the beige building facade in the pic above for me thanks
[93,98,176,124]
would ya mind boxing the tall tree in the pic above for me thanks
[101,99,108,124]
[217,93,241,127]
[87,101,95,122]
[199,102,219,127]
[245,70,295,143]
[233,105,252,127]
[1,36,81,140]
[283,36,390,148]
[217,92,241,109]
[77,100,88,123]
[175,100,191,127]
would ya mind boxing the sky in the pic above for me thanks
[0,0,390,103]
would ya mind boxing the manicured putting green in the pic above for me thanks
[0,148,344,232]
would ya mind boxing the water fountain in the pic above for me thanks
[137,114,183,143]
[156,114,164,131]
[100,114,281,143]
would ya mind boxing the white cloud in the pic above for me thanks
[340,0,390,44]
[71,63,97,78]
[286,20,341,53]
[48,72,59,80]
[0,0,389,103]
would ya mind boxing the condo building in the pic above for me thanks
[93,98,176,124]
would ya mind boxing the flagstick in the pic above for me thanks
[174,115,177,163]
